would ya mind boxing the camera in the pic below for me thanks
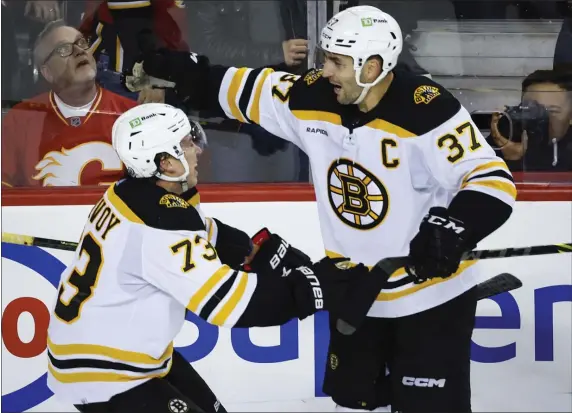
[496,100,550,145]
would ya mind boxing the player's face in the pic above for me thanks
[523,82,572,140]
[321,52,362,105]
[181,135,203,188]
[41,27,97,88]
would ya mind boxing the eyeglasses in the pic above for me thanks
[43,37,90,65]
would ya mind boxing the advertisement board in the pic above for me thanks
[1,200,571,412]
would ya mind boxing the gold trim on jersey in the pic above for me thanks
[324,249,477,300]
[205,217,215,242]
[49,87,103,127]
[187,192,200,207]
[105,186,144,224]
[463,179,517,200]
[210,272,248,326]
[249,68,273,125]
[47,337,173,365]
[365,119,417,139]
[376,260,477,301]
[227,68,249,123]
[48,361,171,383]
[187,265,233,313]
[292,110,342,125]
[461,161,510,186]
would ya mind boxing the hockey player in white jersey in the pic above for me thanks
[126,5,518,412]
[46,103,392,413]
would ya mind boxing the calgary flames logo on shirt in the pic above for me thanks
[33,142,123,186]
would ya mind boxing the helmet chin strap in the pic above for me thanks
[155,156,191,192]
[351,66,389,105]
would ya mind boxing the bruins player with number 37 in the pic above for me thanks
[129,5,517,413]
[46,103,388,413]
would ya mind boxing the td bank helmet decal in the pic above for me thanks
[327,158,389,230]
[1,243,64,412]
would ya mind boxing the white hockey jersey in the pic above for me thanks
[46,180,264,404]
[212,67,517,318]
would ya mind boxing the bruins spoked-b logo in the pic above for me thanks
[168,398,189,413]
[327,159,389,230]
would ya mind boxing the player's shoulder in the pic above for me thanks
[111,178,205,232]
[376,72,462,136]
[289,68,340,114]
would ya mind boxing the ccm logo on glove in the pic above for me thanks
[298,266,324,310]
[426,214,466,234]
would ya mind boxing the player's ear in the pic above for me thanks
[362,56,382,83]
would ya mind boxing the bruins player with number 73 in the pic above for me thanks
[45,103,390,413]
[126,5,517,413]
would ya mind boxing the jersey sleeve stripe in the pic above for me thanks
[238,67,263,123]
[107,1,151,9]
[462,179,517,200]
[186,265,233,313]
[249,68,274,125]
[226,67,249,123]
[210,272,248,326]
[198,270,238,320]
[465,169,514,184]
[461,160,510,185]
[47,337,173,365]
[205,217,218,244]
[47,361,171,383]
[48,351,170,374]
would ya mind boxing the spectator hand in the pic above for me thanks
[491,111,528,160]
[25,1,61,23]
[282,39,309,67]
[137,87,166,104]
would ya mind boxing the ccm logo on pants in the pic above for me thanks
[402,377,446,388]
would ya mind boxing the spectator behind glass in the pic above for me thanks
[1,20,136,187]
[79,0,189,103]
[488,69,572,172]
[186,1,309,183]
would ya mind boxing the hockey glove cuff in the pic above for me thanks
[212,218,253,269]
[407,206,474,283]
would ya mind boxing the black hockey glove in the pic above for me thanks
[407,206,474,284]
[288,257,373,320]
[245,228,312,276]
[123,49,211,108]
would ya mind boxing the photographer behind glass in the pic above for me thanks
[487,69,572,172]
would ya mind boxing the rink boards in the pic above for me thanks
[1,199,571,412]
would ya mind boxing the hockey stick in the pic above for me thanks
[2,232,78,251]
[476,273,522,301]
[336,243,572,335]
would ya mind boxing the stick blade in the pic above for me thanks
[476,273,523,301]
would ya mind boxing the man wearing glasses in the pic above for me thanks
[1,20,136,187]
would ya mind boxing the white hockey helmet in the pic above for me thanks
[317,5,403,104]
[112,103,205,183]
